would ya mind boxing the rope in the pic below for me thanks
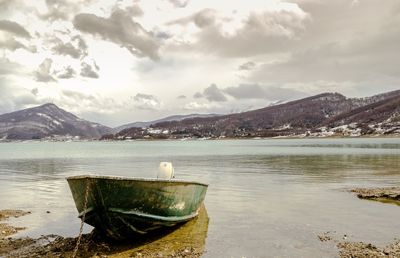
[72,179,91,258]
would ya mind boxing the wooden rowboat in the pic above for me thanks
[66,175,208,240]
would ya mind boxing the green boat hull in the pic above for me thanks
[66,175,208,240]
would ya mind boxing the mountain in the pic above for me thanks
[4,90,398,141]
[0,103,112,140]
[113,113,220,133]
[110,90,400,139]
[149,92,354,137]
[320,94,400,135]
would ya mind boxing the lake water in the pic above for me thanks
[1,138,400,257]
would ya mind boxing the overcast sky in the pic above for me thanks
[0,0,399,126]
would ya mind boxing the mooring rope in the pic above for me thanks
[72,179,91,258]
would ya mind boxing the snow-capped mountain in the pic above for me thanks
[111,90,400,139]
[0,103,112,140]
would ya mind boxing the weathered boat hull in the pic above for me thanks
[66,175,208,240]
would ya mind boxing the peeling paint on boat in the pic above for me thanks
[66,175,208,240]
[172,201,186,210]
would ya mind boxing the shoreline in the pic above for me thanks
[0,206,209,258]
[323,187,400,257]
[0,134,399,143]
[2,187,400,257]
[0,210,30,238]
[350,187,400,207]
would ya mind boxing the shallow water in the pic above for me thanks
[1,138,400,257]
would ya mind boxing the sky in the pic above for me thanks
[0,0,399,127]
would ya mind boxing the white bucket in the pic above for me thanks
[157,162,174,179]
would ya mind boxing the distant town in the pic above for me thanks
[0,90,399,141]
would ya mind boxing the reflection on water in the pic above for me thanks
[361,198,400,207]
[110,205,209,256]
[282,143,400,149]
[242,155,400,183]
[0,138,400,257]
[0,159,73,183]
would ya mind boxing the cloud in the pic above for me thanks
[0,0,15,10]
[193,92,203,99]
[154,30,172,40]
[238,61,256,71]
[224,84,307,101]
[250,24,400,86]
[40,0,91,21]
[241,0,400,95]
[167,8,216,28]
[58,89,123,118]
[31,88,39,96]
[224,84,266,99]
[0,80,42,114]
[0,20,31,38]
[2,0,400,125]
[177,95,186,99]
[126,4,144,17]
[35,58,56,82]
[52,36,88,59]
[193,84,228,102]
[167,0,189,8]
[201,84,227,102]
[166,3,309,57]
[62,89,96,102]
[0,35,36,53]
[80,62,99,78]
[73,35,88,49]
[194,83,307,103]
[132,93,162,110]
[73,9,160,60]
[183,101,219,111]
[0,38,27,51]
[52,42,81,59]
[0,58,22,75]
[199,9,308,57]
[58,66,76,79]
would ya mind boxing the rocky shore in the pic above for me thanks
[338,240,400,257]
[331,187,400,257]
[0,231,203,258]
[350,187,400,205]
[0,210,29,238]
[0,208,208,258]
[2,187,400,257]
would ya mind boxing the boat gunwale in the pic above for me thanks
[66,175,209,187]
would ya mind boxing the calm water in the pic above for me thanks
[1,138,400,257]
